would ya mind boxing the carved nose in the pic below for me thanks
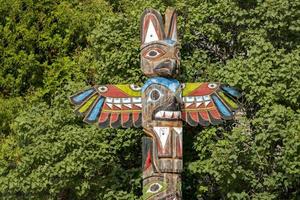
[154,60,177,77]
[166,96,181,111]
[173,96,182,108]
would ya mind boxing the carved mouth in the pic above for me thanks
[154,111,181,119]
[154,61,177,77]
[152,103,181,121]
[155,67,172,74]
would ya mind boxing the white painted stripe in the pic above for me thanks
[153,127,170,149]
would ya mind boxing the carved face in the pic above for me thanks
[140,8,180,78]
[142,77,181,127]
[141,41,180,78]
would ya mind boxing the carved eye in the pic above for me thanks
[147,183,162,194]
[148,89,162,102]
[130,84,141,91]
[144,49,165,59]
[98,86,108,93]
[143,181,167,199]
[208,83,218,89]
[148,50,159,57]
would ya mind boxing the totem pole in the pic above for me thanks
[69,8,241,200]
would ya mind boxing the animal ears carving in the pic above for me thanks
[140,8,177,45]
[164,8,177,42]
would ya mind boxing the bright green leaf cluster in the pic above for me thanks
[0,0,299,199]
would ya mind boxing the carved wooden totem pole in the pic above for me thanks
[70,8,241,200]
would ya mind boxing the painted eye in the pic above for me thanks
[150,90,160,100]
[148,50,159,57]
[98,86,108,93]
[208,83,218,89]
[181,83,185,89]
[143,181,167,199]
[130,84,141,91]
[144,49,165,59]
[147,183,162,194]
[148,89,162,102]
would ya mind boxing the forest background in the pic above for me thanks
[0,0,299,199]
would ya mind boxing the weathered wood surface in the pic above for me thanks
[141,78,182,199]
[140,8,179,78]
[140,8,182,199]
[69,7,241,200]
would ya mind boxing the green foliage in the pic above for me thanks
[0,0,299,199]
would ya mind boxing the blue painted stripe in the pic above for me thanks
[212,95,232,117]
[72,88,94,104]
[221,86,241,98]
[87,97,104,121]
[165,39,176,45]
[142,77,180,93]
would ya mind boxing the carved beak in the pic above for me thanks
[154,60,177,77]
[152,97,181,121]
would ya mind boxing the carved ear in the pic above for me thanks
[140,9,165,44]
[165,8,177,41]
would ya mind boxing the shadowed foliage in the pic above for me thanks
[0,0,299,199]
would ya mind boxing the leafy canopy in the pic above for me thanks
[0,0,299,199]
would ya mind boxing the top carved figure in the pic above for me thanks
[69,8,242,129]
[69,8,242,199]
[140,8,180,78]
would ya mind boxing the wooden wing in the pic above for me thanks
[69,84,142,128]
[181,82,241,126]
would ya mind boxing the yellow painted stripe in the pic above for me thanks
[183,107,215,111]
[115,85,141,97]
[218,91,239,109]
[182,83,203,96]
[79,95,97,113]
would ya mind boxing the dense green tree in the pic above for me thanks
[0,0,299,199]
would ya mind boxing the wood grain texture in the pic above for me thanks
[69,7,242,200]
[141,76,182,199]
[140,8,182,200]
[140,8,179,78]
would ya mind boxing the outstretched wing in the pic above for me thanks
[69,84,142,128]
[182,82,241,126]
